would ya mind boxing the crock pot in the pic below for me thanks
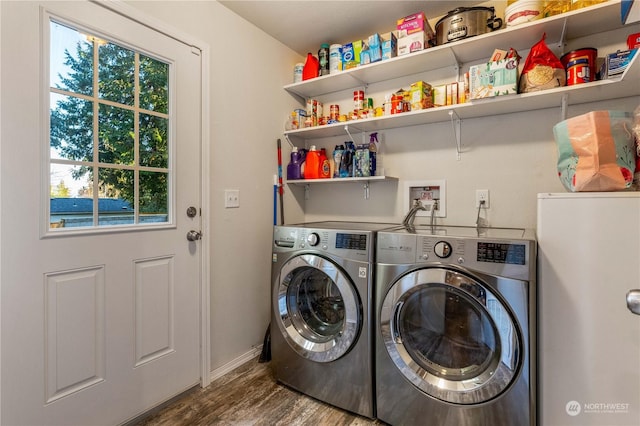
[435,7,503,45]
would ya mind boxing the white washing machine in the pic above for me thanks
[375,225,536,425]
[270,221,397,418]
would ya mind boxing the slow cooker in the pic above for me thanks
[435,6,503,45]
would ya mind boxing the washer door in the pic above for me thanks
[276,254,361,363]
[380,267,522,404]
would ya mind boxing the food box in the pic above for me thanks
[381,32,397,60]
[601,49,638,78]
[397,31,428,56]
[469,57,519,99]
[409,81,433,110]
[342,40,366,69]
[432,84,446,106]
[621,0,640,24]
[397,12,435,41]
[361,34,383,65]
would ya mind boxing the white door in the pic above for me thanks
[1,2,203,424]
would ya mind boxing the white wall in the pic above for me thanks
[125,1,302,371]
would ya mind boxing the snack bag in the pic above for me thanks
[519,34,566,93]
[553,110,635,192]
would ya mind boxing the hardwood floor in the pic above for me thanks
[133,357,385,426]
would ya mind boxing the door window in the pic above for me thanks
[48,19,171,231]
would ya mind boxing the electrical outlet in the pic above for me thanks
[475,189,490,208]
[224,189,240,208]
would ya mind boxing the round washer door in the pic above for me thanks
[380,267,522,404]
[275,254,361,363]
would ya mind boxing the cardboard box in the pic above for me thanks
[361,34,383,65]
[397,12,434,38]
[409,81,433,110]
[342,40,366,69]
[602,49,638,78]
[381,32,397,60]
[622,0,640,24]
[397,31,428,56]
[432,85,446,107]
[469,58,519,99]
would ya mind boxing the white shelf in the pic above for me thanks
[283,1,627,99]
[287,175,396,185]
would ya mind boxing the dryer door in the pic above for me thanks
[275,254,361,363]
[380,267,523,404]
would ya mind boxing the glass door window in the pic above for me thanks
[48,19,170,231]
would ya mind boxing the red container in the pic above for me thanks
[561,48,597,85]
[628,32,640,49]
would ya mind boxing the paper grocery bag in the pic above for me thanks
[553,110,635,192]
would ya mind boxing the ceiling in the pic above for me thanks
[219,1,489,56]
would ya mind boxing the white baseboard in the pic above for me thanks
[209,345,263,382]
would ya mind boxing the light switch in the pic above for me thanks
[224,189,240,208]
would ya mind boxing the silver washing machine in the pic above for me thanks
[375,225,536,425]
[271,221,397,418]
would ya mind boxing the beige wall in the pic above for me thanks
[128,0,640,373]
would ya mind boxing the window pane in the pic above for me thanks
[50,21,93,96]
[140,171,168,223]
[140,113,168,168]
[140,55,168,113]
[98,168,134,226]
[98,104,134,165]
[50,93,94,161]
[50,163,92,198]
[98,42,135,106]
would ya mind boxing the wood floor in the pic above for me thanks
[133,357,386,426]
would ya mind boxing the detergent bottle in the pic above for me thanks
[319,148,331,178]
[286,147,302,180]
[302,53,319,81]
[305,146,321,179]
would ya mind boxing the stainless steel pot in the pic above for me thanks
[435,6,502,45]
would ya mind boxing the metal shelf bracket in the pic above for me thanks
[304,184,310,200]
[364,181,370,199]
[449,110,462,160]
[561,93,568,121]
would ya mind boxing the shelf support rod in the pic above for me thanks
[364,181,370,200]
[449,110,462,161]
[344,125,356,144]
[561,93,568,122]
[283,134,294,148]
[557,18,568,51]
[304,184,310,200]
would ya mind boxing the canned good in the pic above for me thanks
[293,63,304,83]
[354,90,364,111]
[330,104,340,121]
[391,94,404,114]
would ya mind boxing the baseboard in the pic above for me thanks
[209,345,263,382]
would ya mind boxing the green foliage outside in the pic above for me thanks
[50,36,169,214]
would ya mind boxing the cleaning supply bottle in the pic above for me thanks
[319,148,331,178]
[302,53,319,81]
[286,147,302,180]
[318,43,330,76]
[369,132,378,176]
[340,142,354,177]
[305,145,321,179]
[332,145,344,178]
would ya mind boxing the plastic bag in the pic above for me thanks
[554,110,635,192]
[519,34,566,93]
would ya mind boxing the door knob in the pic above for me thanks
[186,230,202,241]
[626,290,640,315]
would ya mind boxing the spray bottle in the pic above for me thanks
[369,132,378,176]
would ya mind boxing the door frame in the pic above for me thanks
[0,4,212,423]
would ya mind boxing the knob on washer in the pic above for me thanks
[307,233,320,246]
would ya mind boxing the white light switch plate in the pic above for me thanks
[224,189,240,208]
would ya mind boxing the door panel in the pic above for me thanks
[1,1,202,424]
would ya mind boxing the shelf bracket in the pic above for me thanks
[304,184,310,200]
[364,181,370,200]
[557,18,568,51]
[345,125,356,144]
[283,134,294,148]
[449,110,462,161]
[560,93,568,122]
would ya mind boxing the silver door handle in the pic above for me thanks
[186,230,202,241]
[626,290,640,315]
